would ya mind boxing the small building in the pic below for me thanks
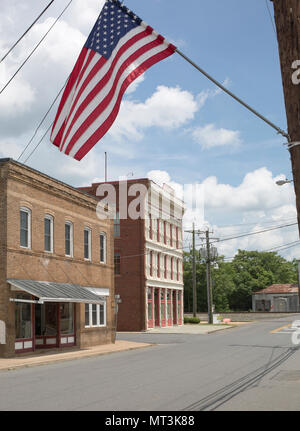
[79,178,185,331]
[0,159,115,357]
[252,284,300,312]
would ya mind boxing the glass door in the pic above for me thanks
[147,288,154,329]
[35,303,58,348]
[15,293,34,353]
[60,303,75,346]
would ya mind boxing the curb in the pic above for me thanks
[0,343,155,372]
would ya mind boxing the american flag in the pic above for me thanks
[50,0,176,161]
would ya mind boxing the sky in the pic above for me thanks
[0,0,299,261]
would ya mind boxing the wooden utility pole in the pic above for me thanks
[272,0,300,235]
[192,223,197,318]
[205,230,214,325]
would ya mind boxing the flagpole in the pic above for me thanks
[175,48,290,141]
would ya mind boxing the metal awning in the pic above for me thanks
[8,279,108,304]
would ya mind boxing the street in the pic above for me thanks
[1,315,300,411]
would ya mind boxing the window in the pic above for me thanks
[114,211,120,237]
[85,303,106,327]
[171,257,174,280]
[164,255,167,279]
[100,232,106,263]
[157,253,160,278]
[114,252,120,275]
[65,221,73,257]
[150,251,153,276]
[15,293,32,339]
[44,215,53,253]
[20,207,31,249]
[170,224,173,247]
[149,214,152,239]
[84,227,91,260]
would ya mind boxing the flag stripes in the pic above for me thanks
[50,0,176,160]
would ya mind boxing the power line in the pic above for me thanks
[223,240,300,261]
[181,222,298,253]
[0,0,55,64]
[211,222,298,244]
[214,216,297,229]
[18,80,67,162]
[0,0,73,96]
[265,0,277,36]
[23,122,53,164]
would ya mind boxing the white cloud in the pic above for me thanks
[192,123,242,150]
[147,167,299,260]
[109,85,199,141]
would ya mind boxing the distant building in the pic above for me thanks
[79,178,185,331]
[0,159,115,357]
[252,284,300,312]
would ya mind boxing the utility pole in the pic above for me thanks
[185,224,202,318]
[199,230,218,324]
[271,0,300,235]
[205,230,214,324]
[192,223,197,317]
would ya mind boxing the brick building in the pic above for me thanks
[79,178,185,332]
[0,159,115,357]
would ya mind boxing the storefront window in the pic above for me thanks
[60,303,74,335]
[85,304,89,326]
[15,294,32,339]
[92,304,97,326]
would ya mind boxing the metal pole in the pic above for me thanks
[175,48,290,141]
[206,230,213,324]
[105,152,107,182]
[192,223,197,318]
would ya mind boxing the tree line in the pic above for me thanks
[183,249,298,312]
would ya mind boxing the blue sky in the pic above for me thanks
[0,0,298,259]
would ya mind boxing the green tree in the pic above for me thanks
[183,249,298,313]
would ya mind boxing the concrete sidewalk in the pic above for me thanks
[0,340,153,372]
[145,323,237,335]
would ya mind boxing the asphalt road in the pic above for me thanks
[1,315,300,411]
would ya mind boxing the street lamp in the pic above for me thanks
[276,178,293,186]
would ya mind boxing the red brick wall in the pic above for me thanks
[80,179,149,331]
[0,160,115,357]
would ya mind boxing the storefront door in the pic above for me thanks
[160,290,166,327]
[35,303,58,348]
[167,290,172,326]
[173,290,177,325]
[154,289,160,327]
[15,293,34,353]
[147,288,154,329]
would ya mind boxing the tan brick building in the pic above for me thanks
[79,178,185,332]
[0,159,115,357]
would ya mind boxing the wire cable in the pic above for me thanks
[0,0,73,96]
[23,122,53,164]
[265,0,277,36]
[223,240,300,261]
[211,222,298,244]
[18,80,67,162]
[0,0,55,64]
